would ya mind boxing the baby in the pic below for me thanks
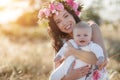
[49,21,107,80]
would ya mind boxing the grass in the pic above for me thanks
[0,35,54,80]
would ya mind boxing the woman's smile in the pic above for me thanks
[64,21,75,33]
[65,24,72,30]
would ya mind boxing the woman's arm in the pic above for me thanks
[88,21,108,68]
[71,50,97,64]
[89,21,108,58]
[64,42,98,65]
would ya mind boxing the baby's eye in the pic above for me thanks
[84,34,88,37]
[77,34,80,37]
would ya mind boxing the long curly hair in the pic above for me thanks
[48,1,81,53]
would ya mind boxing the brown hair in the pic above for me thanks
[48,2,81,53]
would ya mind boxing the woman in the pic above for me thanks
[38,0,108,80]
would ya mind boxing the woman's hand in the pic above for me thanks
[62,61,90,80]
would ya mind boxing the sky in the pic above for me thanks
[0,0,120,24]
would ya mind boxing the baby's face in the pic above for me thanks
[73,28,92,46]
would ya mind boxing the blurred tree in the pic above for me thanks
[16,10,39,27]
[14,0,40,27]
[15,0,52,27]
[79,0,103,25]
[79,0,119,25]
[91,0,120,22]
[28,0,50,9]
[80,7,101,25]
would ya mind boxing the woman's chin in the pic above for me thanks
[66,31,72,35]
[66,29,72,34]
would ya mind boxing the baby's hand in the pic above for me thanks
[96,57,105,70]
[54,55,62,62]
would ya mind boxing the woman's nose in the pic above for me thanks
[62,19,67,25]
[62,21,67,27]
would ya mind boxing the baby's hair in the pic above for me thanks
[74,21,91,30]
[73,21,92,32]
[73,21,92,35]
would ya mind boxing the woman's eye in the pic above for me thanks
[64,14,68,18]
[56,20,61,24]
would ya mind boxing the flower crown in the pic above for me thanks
[38,0,82,19]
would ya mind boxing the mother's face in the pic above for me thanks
[53,9,76,34]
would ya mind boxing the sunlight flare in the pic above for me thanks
[0,0,29,24]
[0,0,12,7]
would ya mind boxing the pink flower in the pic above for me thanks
[49,3,55,11]
[73,3,79,11]
[38,0,81,19]
[75,11,80,15]
[38,8,50,18]
[50,2,64,12]
[49,2,64,15]
[66,0,74,6]
[38,9,45,18]
[43,8,50,17]
[93,70,100,80]
[66,0,80,15]
[56,3,64,11]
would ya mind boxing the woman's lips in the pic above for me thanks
[65,24,72,30]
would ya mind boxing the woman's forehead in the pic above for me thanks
[53,9,68,20]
